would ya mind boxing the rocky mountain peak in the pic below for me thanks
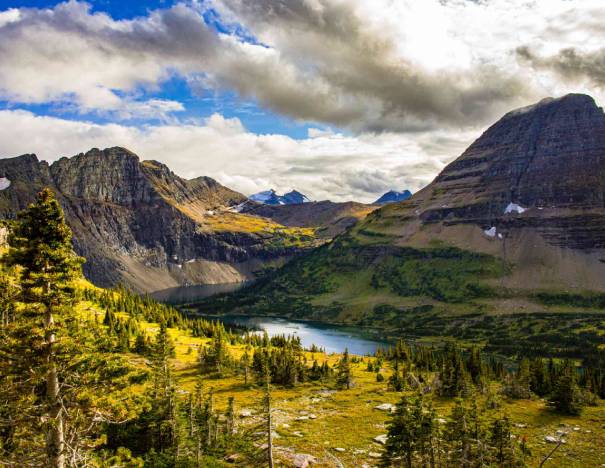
[380,93,605,251]
[50,147,156,205]
[428,93,605,218]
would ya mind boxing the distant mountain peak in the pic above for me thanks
[374,189,412,205]
[250,189,311,205]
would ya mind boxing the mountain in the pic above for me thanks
[0,147,318,291]
[249,189,311,205]
[374,189,412,205]
[194,94,605,356]
[240,200,378,238]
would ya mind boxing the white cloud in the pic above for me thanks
[0,109,475,202]
[1,0,605,130]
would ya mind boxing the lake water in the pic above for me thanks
[212,315,390,355]
[149,282,247,303]
[151,283,390,354]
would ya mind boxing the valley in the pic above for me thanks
[3,1,605,466]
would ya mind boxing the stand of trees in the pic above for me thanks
[382,393,530,467]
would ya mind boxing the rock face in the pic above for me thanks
[414,94,605,246]
[0,147,312,291]
[362,93,605,291]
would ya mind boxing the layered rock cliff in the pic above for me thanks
[360,93,605,292]
[0,147,316,291]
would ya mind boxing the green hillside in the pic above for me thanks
[188,228,605,359]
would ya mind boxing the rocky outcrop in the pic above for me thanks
[0,147,312,291]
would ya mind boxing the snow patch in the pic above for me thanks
[504,202,526,214]
[484,226,497,237]
[0,177,10,190]
[230,202,248,213]
[249,189,276,203]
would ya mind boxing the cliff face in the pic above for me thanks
[412,94,605,246]
[359,93,605,291]
[0,147,313,291]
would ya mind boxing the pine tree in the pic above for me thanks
[337,348,353,390]
[550,362,583,415]
[263,364,274,468]
[4,189,83,467]
[199,332,232,376]
[241,348,251,386]
[489,415,516,465]
[0,189,140,466]
[446,400,471,467]
[382,393,436,467]
[529,358,551,396]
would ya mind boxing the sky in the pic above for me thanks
[0,0,604,202]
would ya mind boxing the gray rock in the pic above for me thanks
[374,403,395,412]
[293,453,316,468]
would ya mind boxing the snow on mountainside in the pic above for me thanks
[374,189,412,205]
[250,189,311,205]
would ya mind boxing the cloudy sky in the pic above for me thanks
[0,0,604,202]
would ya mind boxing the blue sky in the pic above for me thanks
[0,0,321,139]
[2,0,177,19]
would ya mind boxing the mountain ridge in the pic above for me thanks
[0,147,317,291]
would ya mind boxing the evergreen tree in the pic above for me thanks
[240,348,251,386]
[529,358,551,396]
[489,415,519,466]
[550,362,583,415]
[446,400,471,467]
[440,344,470,397]
[337,348,353,390]
[263,364,274,468]
[0,190,139,467]
[382,393,436,467]
[199,332,232,376]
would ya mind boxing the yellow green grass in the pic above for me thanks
[77,291,605,467]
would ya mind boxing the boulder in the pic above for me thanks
[374,403,395,412]
[293,453,316,467]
